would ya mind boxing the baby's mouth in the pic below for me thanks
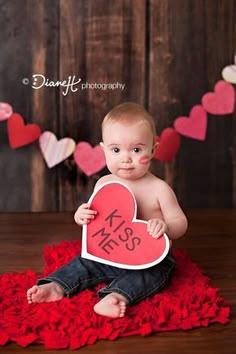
[120,167,134,171]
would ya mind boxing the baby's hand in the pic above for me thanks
[74,203,97,225]
[147,218,168,238]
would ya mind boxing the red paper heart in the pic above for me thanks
[7,113,42,148]
[73,142,106,176]
[173,105,207,141]
[202,80,235,115]
[154,128,181,162]
[82,182,170,269]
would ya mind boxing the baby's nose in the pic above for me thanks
[122,153,132,163]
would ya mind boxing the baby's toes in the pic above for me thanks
[27,285,39,303]
[119,302,126,317]
[28,285,38,295]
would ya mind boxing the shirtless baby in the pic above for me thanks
[27,102,187,318]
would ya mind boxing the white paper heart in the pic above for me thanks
[222,65,236,84]
[39,131,76,168]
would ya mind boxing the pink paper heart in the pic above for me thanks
[174,105,207,141]
[82,182,169,269]
[201,80,235,115]
[0,102,13,121]
[74,142,106,176]
[39,131,76,168]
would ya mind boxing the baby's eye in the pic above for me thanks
[112,147,120,153]
[133,147,141,153]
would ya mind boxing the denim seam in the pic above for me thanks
[133,264,175,304]
[37,277,71,295]
[97,260,175,304]
[132,276,168,304]
[65,275,115,296]
[97,287,132,303]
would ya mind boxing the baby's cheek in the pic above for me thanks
[139,155,151,165]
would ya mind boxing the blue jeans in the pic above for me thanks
[37,251,175,304]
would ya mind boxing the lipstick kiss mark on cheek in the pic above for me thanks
[139,155,151,164]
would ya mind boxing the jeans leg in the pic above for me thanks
[37,254,127,297]
[97,252,175,304]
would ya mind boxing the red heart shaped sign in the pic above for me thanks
[82,182,170,269]
[7,113,42,148]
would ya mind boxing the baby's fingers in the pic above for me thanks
[83,208,97,217]
[151,225,162,238]
[74,203,97,225]
[77,213,96,225]
[147,219,159,232]
[147,220,164,238]
[80,209,97,223]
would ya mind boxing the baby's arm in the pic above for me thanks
[150,181,188,240]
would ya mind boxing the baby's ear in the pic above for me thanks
[152,141,159,154]
[100,142,104,150]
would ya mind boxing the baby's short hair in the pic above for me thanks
[102,102,156,140]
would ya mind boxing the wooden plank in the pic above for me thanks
[149,0,208,205]
[232,104,236,208]
[0,0,59,211]
[0,0,33,211]
[204,0,235,207]
[29,0,59,211]
[149,0,235,207]
[59,0,146,211]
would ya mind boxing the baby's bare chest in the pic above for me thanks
[133,191,162,221]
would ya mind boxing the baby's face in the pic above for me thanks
[101,120,154,181]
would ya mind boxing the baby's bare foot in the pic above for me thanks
[27,282,64,304]
[94,293,127,318]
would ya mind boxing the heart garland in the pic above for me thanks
[0,62,235,175]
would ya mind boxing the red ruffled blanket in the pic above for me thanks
[0,239,230,349]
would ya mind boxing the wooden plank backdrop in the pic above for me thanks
[0,0,235,212]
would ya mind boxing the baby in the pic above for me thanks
[27,102,187,318]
